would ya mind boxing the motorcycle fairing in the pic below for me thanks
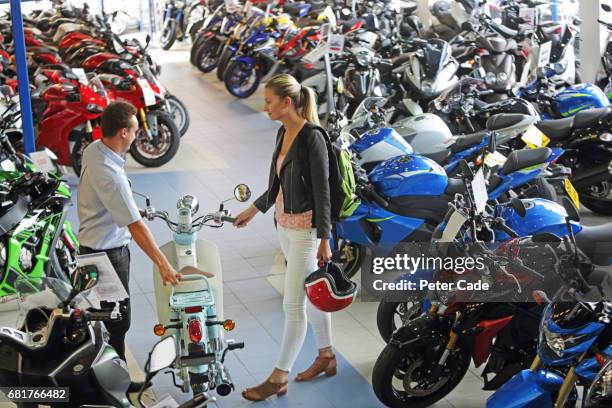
[486,369,564,408]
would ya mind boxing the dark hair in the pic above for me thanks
[100,100,138,138]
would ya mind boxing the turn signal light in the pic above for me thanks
[153,324,166,336]
[223,319,236,331]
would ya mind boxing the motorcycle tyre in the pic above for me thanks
[130,111,180,167]
[372,340,470,408]
[165,94,190,137]
[224,60,261,98]
[216,46,234,82]
[196,38,221,73]
[161,20,178,50]
[579,176,612,215]
[376,296,423,343]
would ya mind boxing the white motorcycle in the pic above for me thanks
[134,184,250,397]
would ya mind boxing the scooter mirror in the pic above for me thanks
[510,198,527,217]
[461,21,473,32]
[562,197,580,222]
[234,184,251,202]
[602,4,611,12]
[147,335,177,375]
[341,8,351,17]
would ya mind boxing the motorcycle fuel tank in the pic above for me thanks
[349,127,413,170]
[392,113,454,156]
[553,83,610,117]
[369,154,448,197]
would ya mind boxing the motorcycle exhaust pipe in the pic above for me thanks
[214,364,234,396]
[570,162,612,189]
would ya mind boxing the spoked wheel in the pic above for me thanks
[376,297,423,343]
[130,111,180,167]
[70,132,93,177]
[580,177,612,215]
[372,340,470,407]
[165,95,190,137]
[224,60,261,98]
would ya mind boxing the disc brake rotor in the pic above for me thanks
[397,358,450,397]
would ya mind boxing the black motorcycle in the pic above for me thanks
[161,0,215,50]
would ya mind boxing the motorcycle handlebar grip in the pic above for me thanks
[228,341,245,350]
[495,218,519,239]
[221,215,236,223]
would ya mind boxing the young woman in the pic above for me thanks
[233,74,335,401]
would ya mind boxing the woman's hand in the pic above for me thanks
[233,204,259,228]
[317,239,332,266]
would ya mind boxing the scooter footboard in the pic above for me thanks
[486,369,563,408]
[153,240,224,329]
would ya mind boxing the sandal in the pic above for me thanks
[242,379,288,401]
[295,355,336,382]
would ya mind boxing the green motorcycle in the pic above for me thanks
[0,171,79,296]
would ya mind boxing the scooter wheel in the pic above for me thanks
[130,111,180,167]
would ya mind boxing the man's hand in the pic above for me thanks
[159,263,181,286]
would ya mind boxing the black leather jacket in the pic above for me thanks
[254,123,331,239]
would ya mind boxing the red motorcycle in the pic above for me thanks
[32,75,108,175]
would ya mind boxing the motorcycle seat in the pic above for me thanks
[444,177,465,195]
[486,114,528,131]
[450,131,487,153]
[576,223,612,266]
[572,106,612,129]
[501,147,551,174]
[537,118,574,141]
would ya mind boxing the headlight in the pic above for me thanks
[497,72,508,84]
[541,321,592,359]
[421,80,434,94]
[600,133,612,142]
[585,357,612,408]
[86,104,104,113]
[356,53,372,67]
[485,72,497,86]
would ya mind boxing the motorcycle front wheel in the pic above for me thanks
[216,46,234,82]
[196,38,222,73]
[130,111,180,167]
[376,296,423,343]
[165,95,190,137]
[372,339,470,408]
[224,59,261,98]
[70,132,93,177]
[160,20,178,50]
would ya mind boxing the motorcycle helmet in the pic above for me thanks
[305,263,357,312]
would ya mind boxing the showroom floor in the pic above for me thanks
[57,43,608,408]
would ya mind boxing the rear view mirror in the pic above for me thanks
[603,4,611,12]
[71,265,99,292]
[146,335,177,375]
[562,197,580,222]
[234,184,251,202]
[461,21,474,32]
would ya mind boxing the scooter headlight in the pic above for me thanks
[600,133,612,142]
[485,72,497,86]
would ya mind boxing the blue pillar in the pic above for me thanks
[551,0,559,22]
[10,0,36,154]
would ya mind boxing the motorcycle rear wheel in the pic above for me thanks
[130,111,180,167]
[161,20,178,50]
[372,340,470,408]
[580,178,612,215]
[224,60,261,98]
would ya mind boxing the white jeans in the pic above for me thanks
[276,225,332,372]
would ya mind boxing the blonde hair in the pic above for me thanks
[265,74,319,125]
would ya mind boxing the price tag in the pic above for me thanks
[564,178,580,209]
[521,125,550,148]
[440,210,468,243]
[0,159,15,172]
[484,151,507,167]
[472,168,488,214]
[538,41,552,68]
[29,150,56,173]
[328,34,345,54]
[320,23,331,40]
[137,78,157,107]
[72,68,88,85]
[303,42,329,64]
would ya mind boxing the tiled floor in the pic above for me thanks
[55,41,610,408]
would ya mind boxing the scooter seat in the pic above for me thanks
[572,106,612,129]
[576,223,612,266]
[501,147,551,174]
[537,117,574,141]
[450,130,487,153]
[486,114,529,131]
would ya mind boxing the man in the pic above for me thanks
[77,100,180,391]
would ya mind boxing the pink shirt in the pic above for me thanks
[275,153,313,230]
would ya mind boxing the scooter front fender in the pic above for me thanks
[486,369,563,408]
[153,239,224,330]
